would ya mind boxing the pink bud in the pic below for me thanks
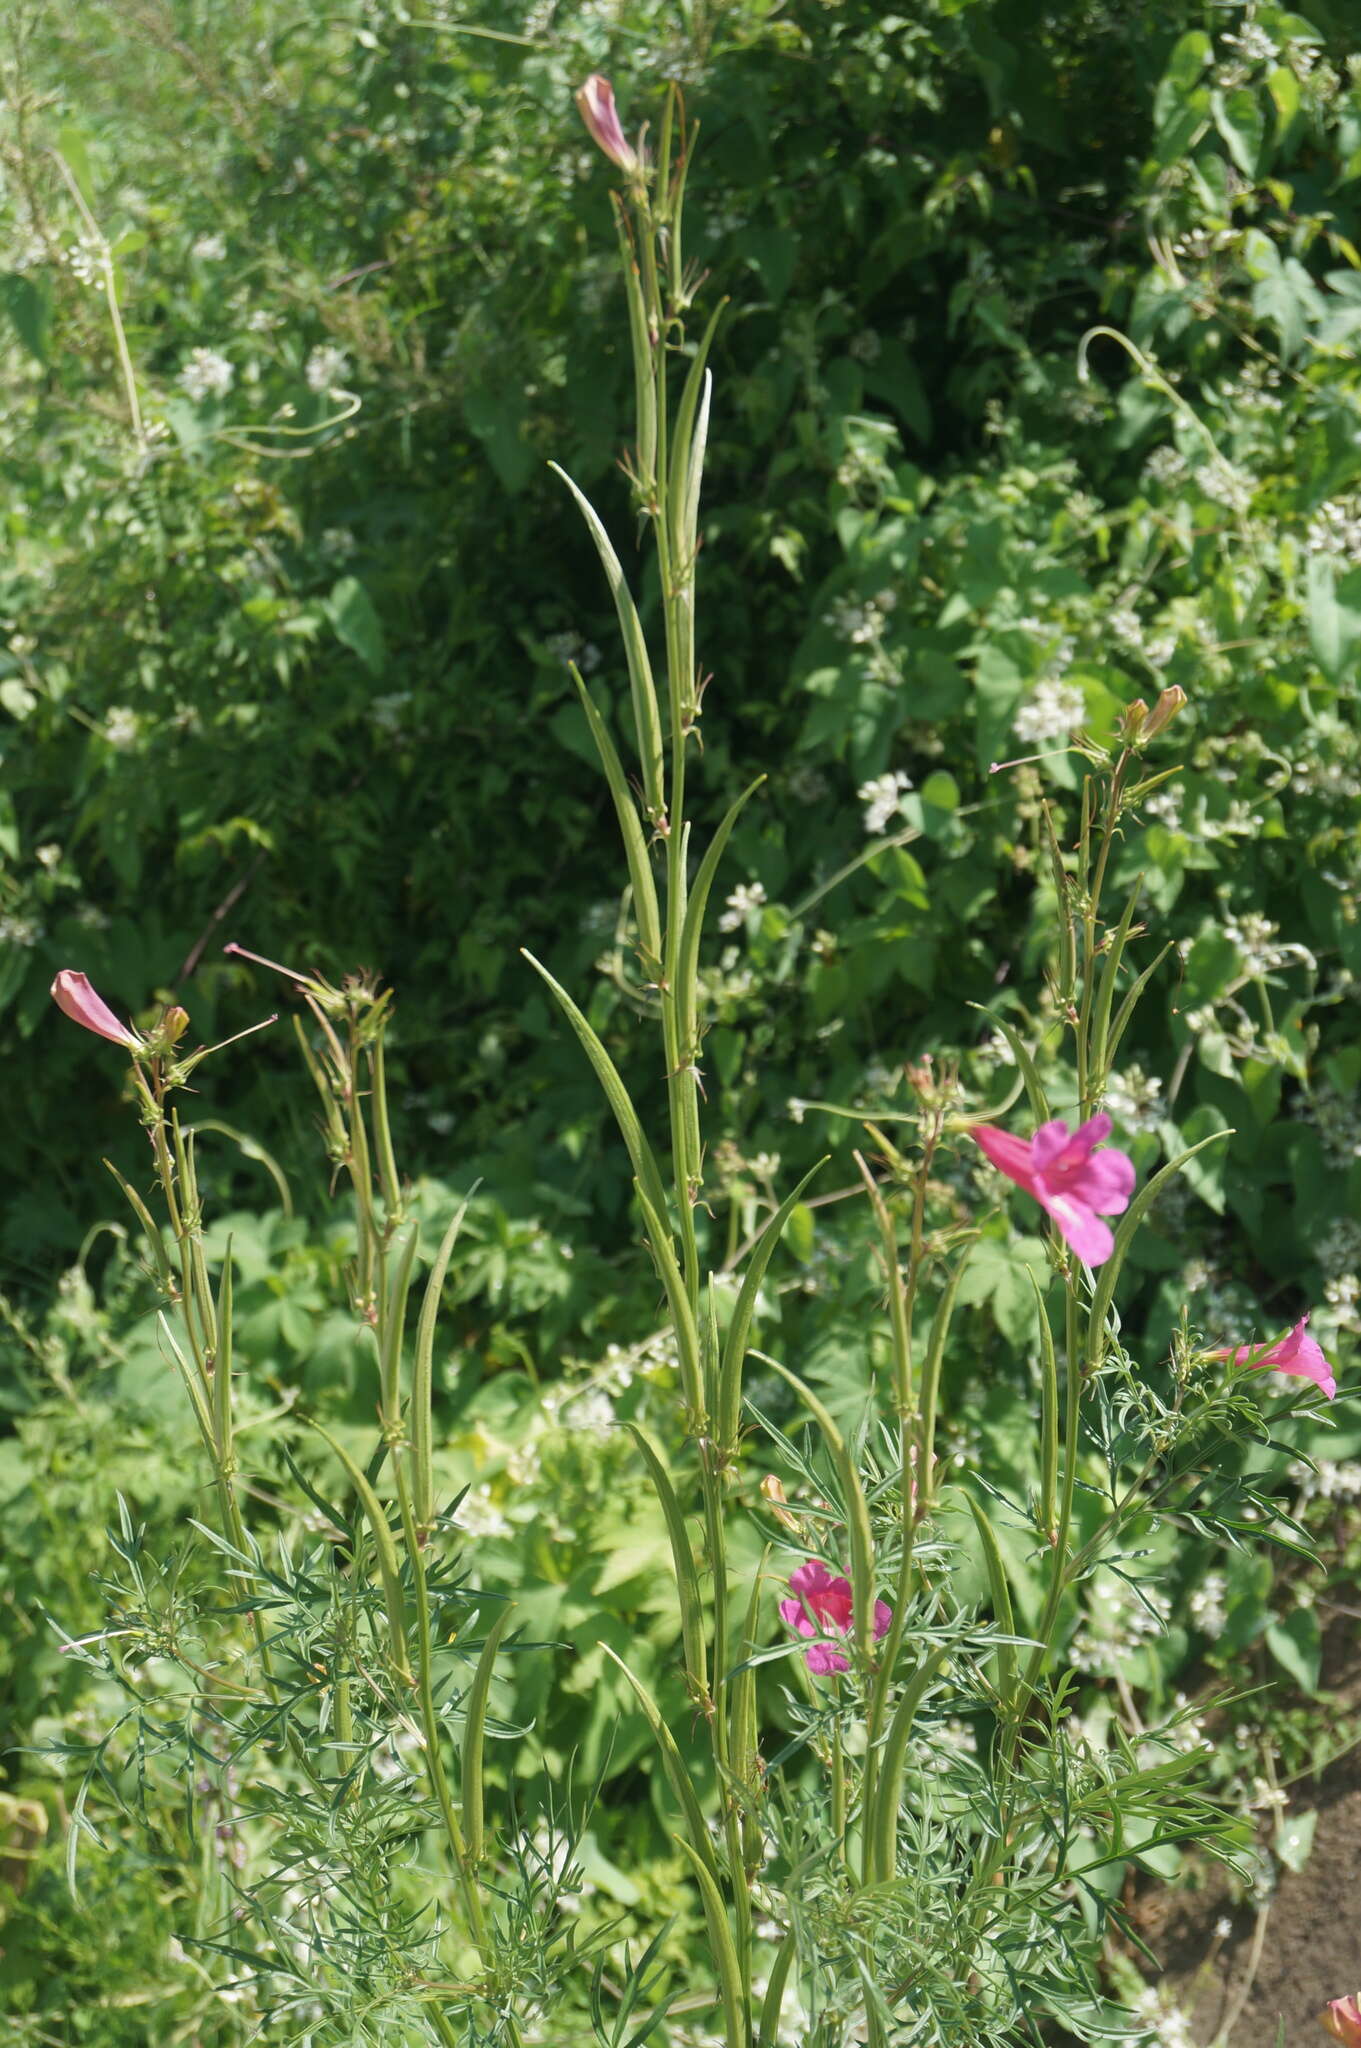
[50,969,141,1050]
[575,75,639,174]
[1322,1995,1361,2044]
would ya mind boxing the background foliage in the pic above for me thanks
[3,0,1361,2039]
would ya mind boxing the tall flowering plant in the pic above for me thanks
[539,71,1334,2048]
[46,70,1336,2048]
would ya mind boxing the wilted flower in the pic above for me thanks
[779,1558,891,1674]
[970,1113,1136,1267]
[574,75,639,174]
[50,969,141,1049]
[1211,1314,1336,1401]
[1321,1994,1361,2043]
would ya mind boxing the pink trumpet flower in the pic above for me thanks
[1321,1995,1361,2043]
[970,1114,1136,1268]
[575,74,639,174]
[779,1559,892,1675]
[50,970,141,1050]
[1210,1314,1336,1401]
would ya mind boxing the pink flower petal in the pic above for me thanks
[1035,1190,1115,1267]
[780,1558,892,1676]
[1028,1119,1073,1170]
[50,969,140,1049]
[778,1598,816,1640]
[1065,1148,1136,1212]
[971,1124,1039,1191]
[1070,1112,1114,1151]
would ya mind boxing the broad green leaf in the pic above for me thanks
[1265,1607,1320,1694]
[326,577,385,675]
[0,273,52,363]
[1307,556,1361,680]
[1213,87,1266,179]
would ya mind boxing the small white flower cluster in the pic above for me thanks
[848,328,881,364]
[1188,1571,1228,1635]
[1221,22,1279,65]
[1133,1986,1197,2048]
[1291,1455,1361,1503]
[827,588,897,645]
[1306,497,1361,563]
[320,526,358,560]
[1070,1575,1171,1674]
[1142,783,1183,829]
[718,880,767,932]
[1103,1064,1163,1134]
[858,768,913,835]
[1296,1085,1361,1170]
[919,1715,979,1774]
[1013,677,1085,745]
[1144,445,1188,487]
[786,762,829,805]
[65,235,107,286]
[701,946,756,1005]
[1318,1219,1361,1280]
[178,348,235,401]
[0,912,42,947]
[103,706,139,748]
[559,1387,615,1438]
[1222,911,1290,978]
[452,1485,511,1539]
[369,692,411,736]
[1215,361,1283,417]
[543,629,602,673]
[246,306,279,334]
[1195,459,1255,513]
[190,231,227,261]
[305,342,351,392]
[1324,1272,1361,1327]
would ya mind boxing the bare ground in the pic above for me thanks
[1136,1614,1361,2046]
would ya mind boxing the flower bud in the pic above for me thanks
[1141,683,1187,740]
[1321,1995,1361,2044]
[161,1005,191,1045]
[1120,698,1149,742]
[760,1473,800,1532]
[50,969,141,1050]
[575,75,639,174]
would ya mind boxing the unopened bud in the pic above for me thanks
[574,75,639,175]
[161,1005,190,1044]
[1141,683,1187,740]
[760,1473,800,1531]
[1120,698,1149,742]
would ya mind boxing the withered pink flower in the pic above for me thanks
[779,1559,891,1675]
[575,74,639,174]
[50,970,141,1050]
[1211,1314,1336,1401]
[1321,1994,1361,2043]
[970,1113,1136,1267]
